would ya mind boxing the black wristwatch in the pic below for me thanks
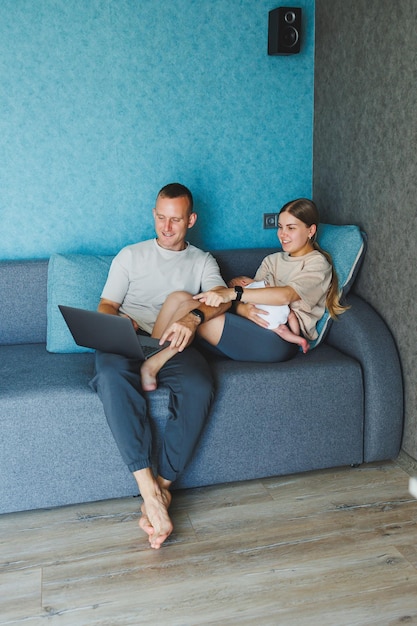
[234,286,244,301]
[190,308,205,324]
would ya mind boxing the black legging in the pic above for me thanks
[199,312,298,363]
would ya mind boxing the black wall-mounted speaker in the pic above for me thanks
[268,7,302,55]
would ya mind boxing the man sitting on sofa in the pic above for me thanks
[90,182,229,549]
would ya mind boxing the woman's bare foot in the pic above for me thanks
[138,485,173,549]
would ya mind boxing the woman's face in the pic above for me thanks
[277,211,316,257]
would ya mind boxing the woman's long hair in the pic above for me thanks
[279,198,348,319]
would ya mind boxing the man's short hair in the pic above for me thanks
[157,183,194,214]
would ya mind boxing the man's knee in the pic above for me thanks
[92,352,138,395]
[95,352,124,377]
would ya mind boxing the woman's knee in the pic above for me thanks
[164,291,194,308]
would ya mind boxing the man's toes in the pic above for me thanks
[139,505,154,536]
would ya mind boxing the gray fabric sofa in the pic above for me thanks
[0,246,403,514]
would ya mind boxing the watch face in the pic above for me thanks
[191,309,204,323]
[234,286,243,300]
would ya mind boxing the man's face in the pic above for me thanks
[153,195,197,251]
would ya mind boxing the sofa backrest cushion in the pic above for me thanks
[45,224,366,353]
[0,259,48,345]
[46,249,277,353]
[47,254,113,353]
[310,224,366,348]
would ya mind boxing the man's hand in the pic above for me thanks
[159,313,200,352]
[120,313,139,332]
[98,298,140,331]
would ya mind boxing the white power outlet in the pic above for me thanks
[263,213,278,229]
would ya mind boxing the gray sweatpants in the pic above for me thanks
[90,347,213,482]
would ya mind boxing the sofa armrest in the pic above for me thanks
[325,294,403,462]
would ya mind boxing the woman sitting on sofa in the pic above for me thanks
[140,198,347,389]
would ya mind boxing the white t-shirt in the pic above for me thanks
[101,239,226,334]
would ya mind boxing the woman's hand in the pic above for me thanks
[193,287,234,307]
[236,302,270,329]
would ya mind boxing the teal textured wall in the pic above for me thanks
[0,0,315,259]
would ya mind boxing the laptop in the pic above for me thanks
[58,305,169,359]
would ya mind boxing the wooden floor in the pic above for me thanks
[1,462,417,625]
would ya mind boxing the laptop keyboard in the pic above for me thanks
[142,344,159,357]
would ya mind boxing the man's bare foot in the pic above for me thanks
[140,360,158,392]
[138,485,173,549]
[138,506,153,536]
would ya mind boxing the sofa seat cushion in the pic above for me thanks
[0,344,138,511]
[176,345,365,488]
[1,341,364,510]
